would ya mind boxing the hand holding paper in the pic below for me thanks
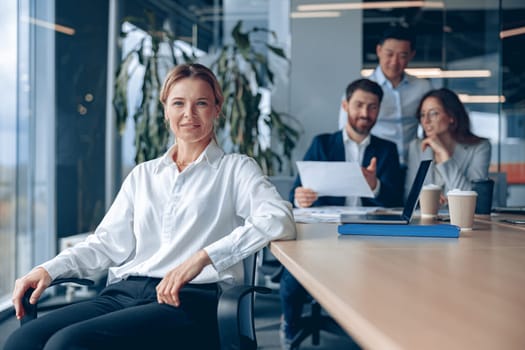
[362,157,378,191]
[294,187,318,208]
[296,161,375,198]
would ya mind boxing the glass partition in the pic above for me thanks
[500,0,525,205]
[0,0,18,308]
[0,0,110,311]
[361,0,525,207]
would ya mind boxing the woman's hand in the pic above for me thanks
[421,137,451,164]
[156,250,212,307]
[440,193,447,206]
[295,187,318,208]
[12,267,52,320]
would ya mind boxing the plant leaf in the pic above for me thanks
[266,44,288,61]
[232,21,250,51]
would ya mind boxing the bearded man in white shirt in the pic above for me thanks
[338,25,433,168]
[6,63,296,350]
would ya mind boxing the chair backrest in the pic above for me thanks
[489,171,508,207]
[269,175,295,200]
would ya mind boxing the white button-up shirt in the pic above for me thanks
[342,130,380,206]
[41,141,296,286]
[338,66,432,165]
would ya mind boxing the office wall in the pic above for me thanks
[289,11,362,171]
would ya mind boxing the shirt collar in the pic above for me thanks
[154,139,224,173]
[342,129,371,148]
[373,65,411,88]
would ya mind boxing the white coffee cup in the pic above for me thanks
[447,189,478,231]
[419,184,441,218]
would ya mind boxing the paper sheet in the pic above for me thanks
[296,161,374,198]
[293,206,380,223]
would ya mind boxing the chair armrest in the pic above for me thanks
[217,284,271,350]
[20,278,94,326]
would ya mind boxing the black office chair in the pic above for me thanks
[218,253,271,349]
[20,253,270,350]
[290,299,347,348]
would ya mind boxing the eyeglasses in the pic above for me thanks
[419,109,441,122]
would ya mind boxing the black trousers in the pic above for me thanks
[5,277,221,350]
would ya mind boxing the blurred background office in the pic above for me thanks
[1,0,524,318]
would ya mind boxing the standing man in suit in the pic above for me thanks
[280,78,402,349]
[338,25,432,169]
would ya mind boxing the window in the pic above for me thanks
[0,0,109,312]
[0,0,18,309]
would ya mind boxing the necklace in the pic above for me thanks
[175,159,191,168]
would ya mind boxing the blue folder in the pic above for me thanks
[337,224,460,238]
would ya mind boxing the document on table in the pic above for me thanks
[293,206,380,223]
[296,161,374,198]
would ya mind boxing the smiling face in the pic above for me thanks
[343,89,380,137]
[419,97,454,138]
[164,77,221,147]
[376,38,415,85]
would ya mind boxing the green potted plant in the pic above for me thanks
[114,16,301,175]
[211,21,302,175]
[113,10,195,164]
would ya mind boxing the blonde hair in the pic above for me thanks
[160,63,224,110]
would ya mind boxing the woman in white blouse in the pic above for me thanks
[405,88,491,200]
[7,63,296,349]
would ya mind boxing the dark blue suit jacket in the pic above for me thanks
[290,131,403,207]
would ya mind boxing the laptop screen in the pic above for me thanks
[402,160,432,220]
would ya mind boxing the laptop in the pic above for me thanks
[492,207,525,215]
[340,159,432,224]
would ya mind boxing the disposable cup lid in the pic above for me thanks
[447,189,477,196]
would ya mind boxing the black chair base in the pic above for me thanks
[291,301,347,348]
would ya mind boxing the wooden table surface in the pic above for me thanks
[270,217,525,350]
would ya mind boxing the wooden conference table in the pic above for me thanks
[270,215,525,350]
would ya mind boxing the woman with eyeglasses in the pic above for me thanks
[405,88,491,200]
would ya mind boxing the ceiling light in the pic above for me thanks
[291,11,341,18]
[361,68,491,78]
[411,69,491,78]
[500,26,525,39]
[21,16,75,36]
[458,94,506,104]
[297,1,444,12]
